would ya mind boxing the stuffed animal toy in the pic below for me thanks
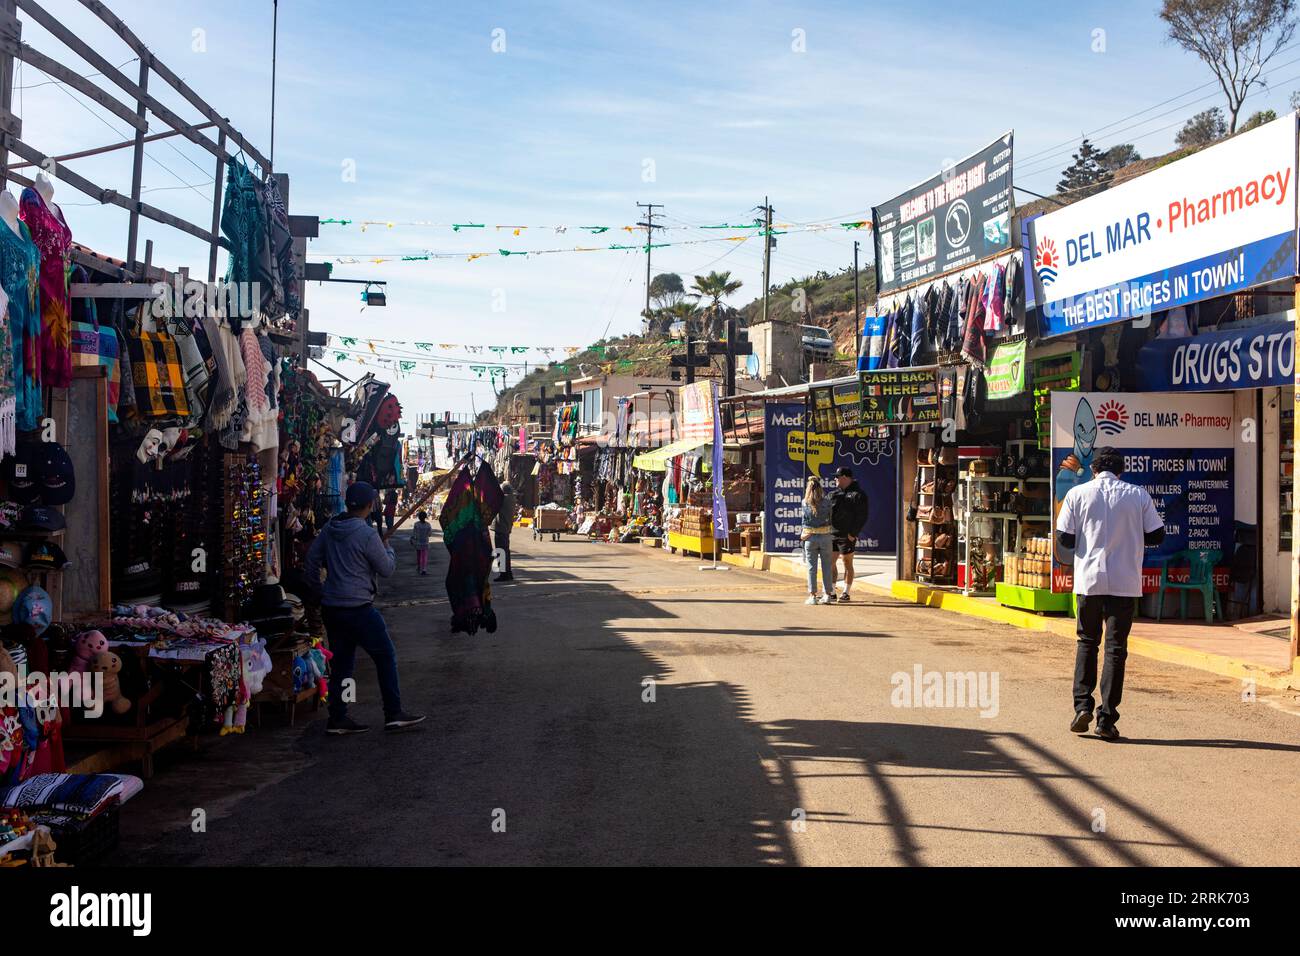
[90,651,131,716]
[0,645,17,683]
[69,630,108,674]
[221,644,256,737]
[291,655,310,694]
[306,640,332,702]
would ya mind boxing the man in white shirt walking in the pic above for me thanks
[1055,447,1165,740]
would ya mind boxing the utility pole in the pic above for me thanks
[270,0,279,168]
[636,202,664,333]
[853,240,861,365]
[757,197,774,325]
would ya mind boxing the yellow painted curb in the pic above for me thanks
[889,581,1298,691]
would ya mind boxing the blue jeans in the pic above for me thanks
[322,603,403,721]
[803,534,834,595]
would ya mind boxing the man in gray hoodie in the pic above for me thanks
[304,481,426,735]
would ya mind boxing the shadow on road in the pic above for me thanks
[760,719,1237,866]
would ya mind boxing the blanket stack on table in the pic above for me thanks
[439,460,503,635]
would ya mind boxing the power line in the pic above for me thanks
[1015,49,1300,182]
[1017,37,1300,167]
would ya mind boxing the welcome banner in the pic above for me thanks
[1029,113,1298,338]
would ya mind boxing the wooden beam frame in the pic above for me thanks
[5,138,215,243]
[0,34,146,130]
[75,0,272,172]
[15,0,222,158]
[6,121,215,170]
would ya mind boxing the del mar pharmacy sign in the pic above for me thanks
[1030,113,1298,338]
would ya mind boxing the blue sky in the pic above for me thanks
[17,1,1300,420]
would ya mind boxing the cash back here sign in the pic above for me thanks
[1029,113,1298,338]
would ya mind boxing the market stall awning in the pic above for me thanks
[632,437,711,471]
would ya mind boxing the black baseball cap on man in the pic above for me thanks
[836,467,854,479]
[345,481,379,510]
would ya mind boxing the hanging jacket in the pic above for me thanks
[983,264,1006,333]
[961,273,989,368]
[1004,256,1023,329]
[908,293,929,366]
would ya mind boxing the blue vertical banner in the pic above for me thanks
[711,380,728,540]
[763,402,897,553]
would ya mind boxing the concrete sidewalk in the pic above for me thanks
[711,548,1300,691]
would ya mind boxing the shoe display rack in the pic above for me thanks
[914,445,957,587]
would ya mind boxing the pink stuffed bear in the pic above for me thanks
[70,630,109,674]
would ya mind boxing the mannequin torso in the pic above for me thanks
[33,174,62,221]
[0,192,20,237]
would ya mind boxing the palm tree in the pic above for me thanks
[690,271,743,338]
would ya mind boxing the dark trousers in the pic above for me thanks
[322,603,403,721]
[1074,594,1134,727]
[495,529,511,574]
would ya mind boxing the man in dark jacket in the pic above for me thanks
[829,467,869,602]
[304,481,426,735]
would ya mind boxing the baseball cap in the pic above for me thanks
[19,506,65,533]
[345,481,378,509]
[24,540,68,571]
[836,467,853,478]
[0,541,21,568]
[37,442,75,506]
[2,442,42,504]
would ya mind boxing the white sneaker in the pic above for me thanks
[819,593,835,604]
[805,596,817,605]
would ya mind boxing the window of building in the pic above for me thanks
[582,388,602,429]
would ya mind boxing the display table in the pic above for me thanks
[667,531,716,557]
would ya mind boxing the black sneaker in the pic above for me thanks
[326,716,370,735]
[495,573,514,582]
[1069,711,1092,734]
[1094,723,1120,741]
[838,592,851,602]
[385,712,427,731]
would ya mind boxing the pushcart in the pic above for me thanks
[532,507,571,541]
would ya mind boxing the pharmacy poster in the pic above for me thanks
[1050,392,1234,593]
[1029,112,1297,337]
[763,402,897,554]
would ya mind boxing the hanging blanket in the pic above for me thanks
[439,461,503,635]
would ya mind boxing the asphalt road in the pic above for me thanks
[114,532,1300,866]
